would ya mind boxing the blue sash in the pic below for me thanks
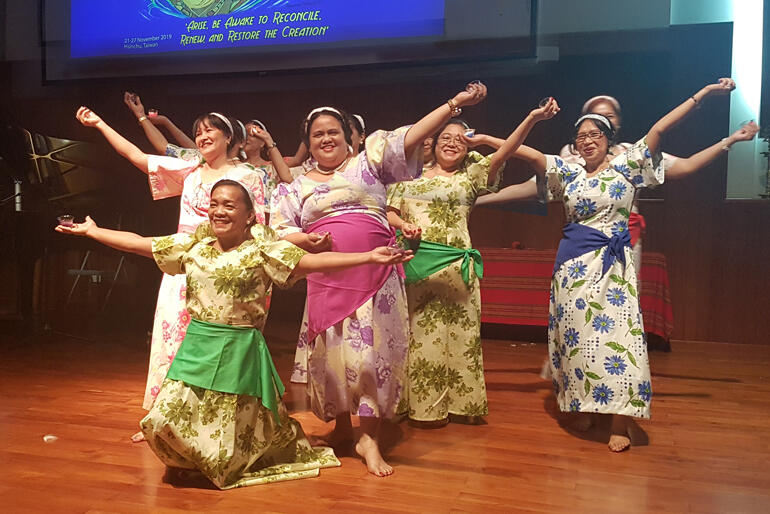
[553,223,630,277]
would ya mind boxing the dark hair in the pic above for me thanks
[302,108,353,147]
[191,113,239,153]
[431,118,471,156]
[571,116,616,154]
[210,179,255,221]
[350,114,365,136]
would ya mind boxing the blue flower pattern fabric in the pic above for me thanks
[544,137,663,418]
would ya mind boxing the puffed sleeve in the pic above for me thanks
[151,222,212,275]
[269,180,304,237]
[610,137,664,189]
[229,165,267,225]
[544,155,581,201]
[363,126,423,185]
[147,155,199,200]
[465,151,503,196]
[251,224,308,288]
[165,144,202,163]
[385,182,404,211]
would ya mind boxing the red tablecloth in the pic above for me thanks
[479,249,674,341]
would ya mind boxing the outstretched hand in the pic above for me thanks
[307,231,333,253]
[401,223,422,240]
[452,81,488,108]
[75,106,102,127]
[531,97,560,121]
[729,121,759,143]
[123,91,146,118]
[370,246,414,265]
[55,215,97,236]
[704,77,736,97]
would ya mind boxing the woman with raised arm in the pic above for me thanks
[509,85,752,452]
[385,100,559,426]
[242,119,294,206]
[55,180,413,489]
[270,83,487,476]
[75,107,266,439]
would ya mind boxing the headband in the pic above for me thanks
[581,95,621,115]
[306,106,343,121]
[212,178,256,211]
[249,119,267,131]
[208,112,233,137]
[353,114,365,133]
[574,113,613,131]
[235,119,247,140]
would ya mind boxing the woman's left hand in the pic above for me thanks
[250,125,275,147]
[453,81,488,108]
[401,223,422,240]
[55,215,96,236]
[728,120,760,143]
[370,247,414,265]
[531,97,560,121]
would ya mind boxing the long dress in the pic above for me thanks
[270,127,422,421]
[142,155,266,409]
[386,152,500,420]
[545,138,662,418]
[141,222,339,489]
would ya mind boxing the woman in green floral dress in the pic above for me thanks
[56,179,412,488]
[386,100,559,424]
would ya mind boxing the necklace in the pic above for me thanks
[315,157,350,175]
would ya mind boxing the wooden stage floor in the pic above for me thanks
[1,326,768,513]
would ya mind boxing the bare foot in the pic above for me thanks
[130,431,146,443]
[355,434,393,477]
[567,413,594,432]
[608,415,631,452]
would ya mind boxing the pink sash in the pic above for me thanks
[305,213,400,342]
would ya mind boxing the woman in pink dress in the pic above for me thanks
[75,107,266,440]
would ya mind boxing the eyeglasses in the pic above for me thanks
[575,130,605,144]
[437,134,467,146]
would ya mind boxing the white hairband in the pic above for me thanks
[208,112,233,137]
[212,178,256,211]
[249,119,266,131]
[353,114,365,133]
[582,95,621,115]
[235,119,247,140]
[306,106,343,121]
[575,113,613,131]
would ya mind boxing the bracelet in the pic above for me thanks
[690,96,700,109]
[137,115,148,123]
[721,137,731,151]
[447,99,462,117]
[266,141,278,150]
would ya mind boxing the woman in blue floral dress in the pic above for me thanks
[516,96,706,451]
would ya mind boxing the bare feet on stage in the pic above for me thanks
[567,412,595,432]
[608,415,631,452]
[355,433,393,477]
[130,431,145,443]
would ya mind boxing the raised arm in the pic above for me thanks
[251,126,294,183]
[284,141,309,168]
[152,113,196,149]
[486,99,560,183]
[76,107,149,173]
[647,78,736,156]
[123,92,171,155]
[404,82,488,157]
[55,216,152,258]
[666,121,759,179]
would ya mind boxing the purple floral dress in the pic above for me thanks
[270,126,421,421]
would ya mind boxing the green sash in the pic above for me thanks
[167,318,285,423]
[399,231,484,286]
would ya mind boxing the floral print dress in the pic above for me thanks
[270,126,422,421]
[142,155,265,410]
[141,223,339,489]
[386,152,500,420]
[545,138,662,418]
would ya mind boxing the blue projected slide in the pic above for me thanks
[70,0,445,58]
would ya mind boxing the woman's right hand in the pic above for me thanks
[75,106,103,127]
[123,91,146,119]
[702,77,736,97]
[55,215,97,236]
[530,97,560,121]
[452,81,488,108]
[306,231,333,253]
[401,223,422,240]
